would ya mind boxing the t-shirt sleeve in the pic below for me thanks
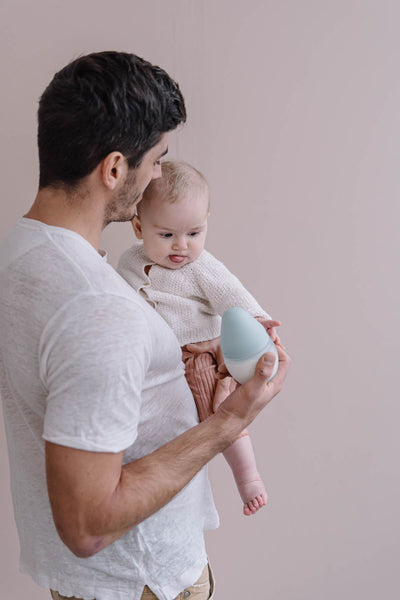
[40,293,151,453]
[196,252,272,319]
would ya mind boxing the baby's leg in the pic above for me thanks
[223,435,268,516]
[182,346,267,515]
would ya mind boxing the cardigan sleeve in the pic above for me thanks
[194,251,272,319]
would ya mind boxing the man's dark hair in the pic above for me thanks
[38,51,186,189]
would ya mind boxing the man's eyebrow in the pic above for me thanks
[159,147,168,159]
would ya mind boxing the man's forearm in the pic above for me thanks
[103,409,239,544]
[46,349,290,557]
[47,407,240,557]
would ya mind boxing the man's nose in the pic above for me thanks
[152,163,162,180]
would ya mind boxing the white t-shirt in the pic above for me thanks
[0,218,219,600]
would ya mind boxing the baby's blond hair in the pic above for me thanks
[138,159,209,214]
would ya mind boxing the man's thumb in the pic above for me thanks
[254,352,276,382]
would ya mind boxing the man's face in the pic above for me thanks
[104,133,168,225]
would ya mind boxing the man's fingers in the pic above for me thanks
[256,318,282,329]
[254,346,291,389]
[185,337,220,355]
[185,337,228,374]
[275,338,286,350]
[254,352,277,380]
[185,342,209,354]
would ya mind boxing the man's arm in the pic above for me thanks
[46,348,290,558]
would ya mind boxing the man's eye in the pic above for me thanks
[160,233,172,238]
[154,160,161,166]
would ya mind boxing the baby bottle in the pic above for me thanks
[220,307,278,384]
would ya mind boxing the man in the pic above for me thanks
[0,51,290,600]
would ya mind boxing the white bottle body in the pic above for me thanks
[224,343,278,384]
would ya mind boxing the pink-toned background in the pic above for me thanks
[1,1,399,598]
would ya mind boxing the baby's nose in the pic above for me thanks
[172,236,187,250]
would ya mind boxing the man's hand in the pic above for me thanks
[186,335,291,432]
[185,337,228,376]
[214,345,291,428]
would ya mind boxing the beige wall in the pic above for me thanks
[1,1,399,598]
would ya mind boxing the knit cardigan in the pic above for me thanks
[117,244,271,346]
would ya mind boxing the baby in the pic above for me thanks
[117,160,281,516]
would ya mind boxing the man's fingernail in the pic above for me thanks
[263,355,275,365]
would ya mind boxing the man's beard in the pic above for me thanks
[103,169,142,227]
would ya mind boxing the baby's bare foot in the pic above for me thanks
[238,478,268,516]
[243,493,268,516]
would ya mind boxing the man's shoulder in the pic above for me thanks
[1,219,143,323]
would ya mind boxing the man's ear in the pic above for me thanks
[131,215,143,239]
[101,152,126,190]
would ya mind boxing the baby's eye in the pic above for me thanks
[160,233,173,238]
[188,231,200,237]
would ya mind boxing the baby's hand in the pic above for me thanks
[256,318,284,350]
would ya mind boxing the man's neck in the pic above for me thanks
[25,185,104,250]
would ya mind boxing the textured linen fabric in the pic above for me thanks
[117,244,271,346]
[0,218,219,600]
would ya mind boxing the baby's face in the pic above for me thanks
[135,191,209,269]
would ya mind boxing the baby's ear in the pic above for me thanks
[131,215,143,239]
